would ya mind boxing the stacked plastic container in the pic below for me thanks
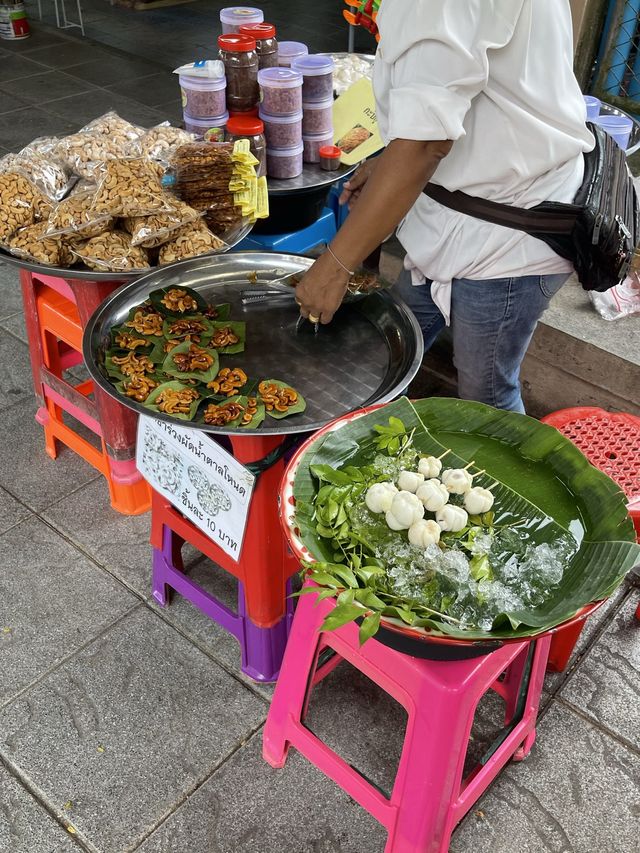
[219,6,263,34]
[179,63,229,141]
[258,66,303,179]
[292,55,335,164]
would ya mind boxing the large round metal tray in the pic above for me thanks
[0,218,253,282]
[267,162,358,197]
[83,252,423,436]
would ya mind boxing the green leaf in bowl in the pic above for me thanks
[145,380,202,421]
[109,325,156,352]
[149,286,208,317]
[209,321,246,355]
[162,340,220,383]
[161,314,213,345]
[260,379,306,419]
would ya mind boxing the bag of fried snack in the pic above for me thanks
[139,123,196,163]
[0,146,71,202]
[90,158,173,218]
[6,221,74,267]
[158,220,227,265]
[55,113,145,179]
[123,199,202,248]
[71,230,150,272]
[45,189,114,241]
[0,172,51,241]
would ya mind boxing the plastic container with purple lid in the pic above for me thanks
[291,54,334,103]
[302,97,333,135]
[278,41,308,68]
[258,66,302,116]
[259,109,303,149]
[179,73,226,119]
[183,111,230,142]
[219,6,263,34]
[267,143,304,179]
[302,128,334,163]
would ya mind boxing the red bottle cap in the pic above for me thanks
[319,145,342,159]
[239,22,276,39]
[226,116,265,136]
[218,34,257,51]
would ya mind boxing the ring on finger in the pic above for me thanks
[309,314,320,323]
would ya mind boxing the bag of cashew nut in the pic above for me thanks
[44,188,114,242]
[0,172,52,241]
[139,123,196,164]
[0,145,71,202]
[54,112,145,179]
[89,157,174,218]
[6,221,74,267]
[158,220,227,265]
[123,199,202,248]
[71,230,151,272]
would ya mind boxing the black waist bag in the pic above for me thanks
[423,122,639,292]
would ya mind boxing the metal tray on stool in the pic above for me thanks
[83,252,423,436]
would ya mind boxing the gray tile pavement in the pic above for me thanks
[0,327,37,413]
[0,607,267,852]
[0,515,137,705]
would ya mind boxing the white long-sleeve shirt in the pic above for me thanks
[372,0,594,322]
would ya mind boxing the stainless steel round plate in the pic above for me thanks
[0,218,254,282]
[267,162,358,196]
[83,252,423,436]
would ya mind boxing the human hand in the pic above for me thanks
[295,251,351,325]
[339,159,377,210]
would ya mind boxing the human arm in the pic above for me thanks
[295,136,452,324]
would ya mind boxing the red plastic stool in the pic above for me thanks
[29,280,150,515]
[264,586,551,853]
[541,407,640,663]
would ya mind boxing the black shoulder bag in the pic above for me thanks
[423,122,639,292]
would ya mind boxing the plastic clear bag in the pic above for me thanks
[6,221,74,267]
[0,146,71,201]
[123,200,202,248]
[139,123,196,163]
[71,230,151,272]
[90,158,172,218]
[0,172,46,240]
[589,273,640,320]
[55,112,145,179]
[45,189,113,241]
[158,220,227,265]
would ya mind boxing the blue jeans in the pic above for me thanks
[395,269,568,413]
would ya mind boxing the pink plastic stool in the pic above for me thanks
[263,587,551,853]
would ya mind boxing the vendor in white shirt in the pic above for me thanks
[295,0,594,413]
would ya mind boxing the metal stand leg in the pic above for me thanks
[348,23,355,53]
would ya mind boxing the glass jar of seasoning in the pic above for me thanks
[218,34,260,113]
[278,41,308,68]
[258,67,302,116]
[240,22,278,69]
[319,145,342,171]
[291,55,334,102]
[219,6,263,34]
[226,115,267,176]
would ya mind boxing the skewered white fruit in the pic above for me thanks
[464,487,495,516]
[385,491,424,530]
[415,478,449,512]
[408,519,441,548]
[441,468,474,495]
[365,482,398,514]
[418,455,443,479]
[396,470,424,493]
[436,504,468,532]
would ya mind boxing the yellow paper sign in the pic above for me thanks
[333,77,384,166]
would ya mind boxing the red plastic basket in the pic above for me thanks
[541,407,640,536]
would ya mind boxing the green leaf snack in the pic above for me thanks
[259,379,306,419]
[162,340,220,383]
[149,285,207,317]
[145,381,201,421]
[208,321,246,355]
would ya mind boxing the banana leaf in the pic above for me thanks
[292,397,640,641]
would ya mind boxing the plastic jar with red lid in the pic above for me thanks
[319,145,342,171]
[218,34,259,113]
[226,115,267,176]
[239,22,278,69]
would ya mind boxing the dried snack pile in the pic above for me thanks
[105,284,304,427]
[0,113,252,273]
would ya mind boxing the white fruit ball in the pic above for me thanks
[417,456,442,479]
[408,519,442,547]
[441,468,474,495]
[464,486,495,516]
[396,470,424,493]
[365,482,398,514]
[415,478,450,512]
[435,504,468,532]
[388,491,424,529]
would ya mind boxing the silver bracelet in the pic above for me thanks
[327,244,355,276]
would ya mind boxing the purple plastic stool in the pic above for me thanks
[153,525,294,682]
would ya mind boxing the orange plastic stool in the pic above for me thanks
[541,407,640,666]
[32,282,150,515]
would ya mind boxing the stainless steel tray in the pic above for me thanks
[0,218,253,282]
[82,252,423,436]
[267,162,358,196]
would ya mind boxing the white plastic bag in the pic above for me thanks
[589,273,640,320]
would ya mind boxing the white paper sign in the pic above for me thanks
[136,415,256,561]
